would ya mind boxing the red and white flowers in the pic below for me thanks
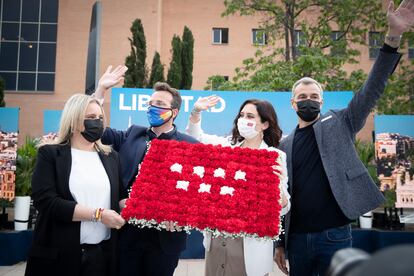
[121,139,283,240]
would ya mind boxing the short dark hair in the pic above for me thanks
[153,82,182,110]
[231,99,282,147]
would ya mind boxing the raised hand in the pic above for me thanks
[193,95,221,112]
[98,65,128,90]
[387,0,414,35]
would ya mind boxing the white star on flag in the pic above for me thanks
[170,163,183,173]
[176,180,190,191]
[198,183,211,193]
[193,166,205,178]
[214,168,225,178]
[220,186,235,196]
[234,170,246,181]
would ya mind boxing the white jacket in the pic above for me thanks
[186,120,291,276]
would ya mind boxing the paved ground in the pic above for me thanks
[0,260,287,276]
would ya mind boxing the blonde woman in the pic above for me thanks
[186,96,290,276]
[25,94,125,276]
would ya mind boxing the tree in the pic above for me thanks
[377,54,414,114]
[223,0,384,62]
[205,47,367,92]
[147,52,165,88]
[0,76,5,107]
[181,26,195,89]
[167,35,182,88]
[207,0,414,114]
[124,19,147,88]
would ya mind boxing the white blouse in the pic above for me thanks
[186,120,291,215]
[69,148,111,244]
[186,119,291,276]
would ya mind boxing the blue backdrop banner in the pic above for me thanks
[43,110,62,134]
[110,88,354,135]
[0,107,19,133]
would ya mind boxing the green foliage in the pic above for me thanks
[15,137,38,197]
[181,26,195,89]
[205,48,367,92]
[377,58,414,114]
[354,140,379,185]
[0,198,12,209]
[124,19,147,88]
[355,139,375,167]
[0,76,5,107]
[207,1,413,114]
[383,189,396,209]
[223,0,384,61]
[167,35,183,88]
[147,52,165,88]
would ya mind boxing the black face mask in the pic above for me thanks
[81,119,104,143]
[296,99,321,122]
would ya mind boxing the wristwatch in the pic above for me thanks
[385,35,402,47]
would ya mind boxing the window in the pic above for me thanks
[212,28,228,44]
[293,30,306,56]
[330,31,346,56]
[252,29,267,45]
[409,36,414,59]
[0,0,59,92]
[369,32,384,59]
[223,76,229,81]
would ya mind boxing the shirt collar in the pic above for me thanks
[147,125,177,140]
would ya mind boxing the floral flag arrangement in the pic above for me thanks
[121,139,283,240]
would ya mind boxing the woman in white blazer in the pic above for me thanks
[186,96,291,276]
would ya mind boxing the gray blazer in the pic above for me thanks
[278,50,401,248]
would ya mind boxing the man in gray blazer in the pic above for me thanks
[274,1,414,275]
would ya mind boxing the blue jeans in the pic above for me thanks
[287,225,352,276]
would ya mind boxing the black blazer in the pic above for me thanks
[25,144,122,276]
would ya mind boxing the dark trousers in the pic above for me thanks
[288,225,353,276]
[118,226,180,276]
[80,240,112,276]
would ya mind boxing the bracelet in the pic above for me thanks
[91,208,104,222]
[385,35,402,47]
[191,108,202,116]
[385,34,402,42]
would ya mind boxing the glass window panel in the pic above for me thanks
[3,0,21,21]
[19,42,37,71]
[1,23,19,41]
[0,72,17,90]
[37,73,54,91]
[21,23,38,41]
[41,0,58,23]
[18,72,35,90]
[253,29,266,45]
[39,24,56,42]
[369,32,383,59]
[221,28,228,44]
[22,0,40,22]
[38,43,56,71]
[213,29,220,43]
[0,42,18,70]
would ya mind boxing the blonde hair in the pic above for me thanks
[42,94,111,154]
[291,77,324,99]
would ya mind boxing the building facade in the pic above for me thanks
[2,0,413,141]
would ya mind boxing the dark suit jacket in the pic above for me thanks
[25,144,122,276]
[101,124,198,254]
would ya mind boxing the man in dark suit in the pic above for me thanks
[94,79,198,276]
[274,1,414,275]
